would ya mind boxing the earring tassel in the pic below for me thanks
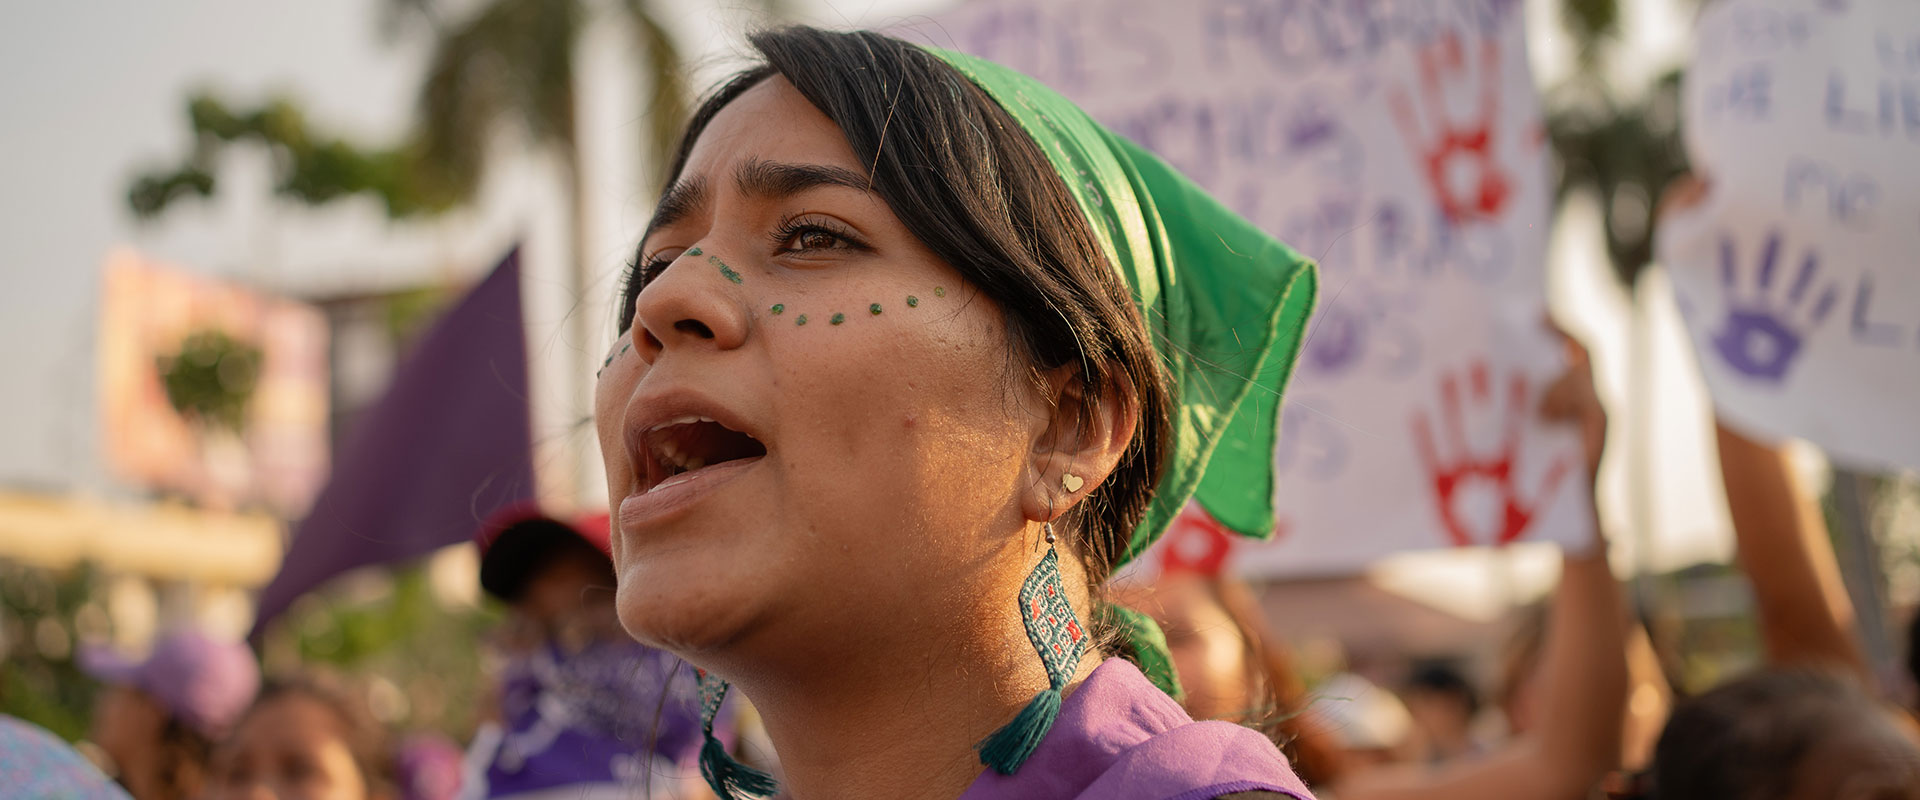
[978,683,1064,775]
[699,732,779,800]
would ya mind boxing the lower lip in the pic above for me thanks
[619,456,763,532]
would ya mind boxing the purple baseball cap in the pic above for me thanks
[80,629,260,739]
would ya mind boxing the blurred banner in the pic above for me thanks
[1658,0,1920,473]
[96,249,330,516]
[250,248,534,638]
[915,1,1588,575]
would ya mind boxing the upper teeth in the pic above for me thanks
[651,416,716,472]
[649,415,715,432]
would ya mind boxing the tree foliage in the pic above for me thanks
[126,0,702,222]
[155,328,264,432]
[1544,0,1698,285]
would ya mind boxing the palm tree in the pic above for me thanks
[392,0,699,469]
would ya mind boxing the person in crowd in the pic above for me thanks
[1612,167,1920,798]
[203,673,393,800]
[461,507,708,800]
[80,628,260,800]
[1648,668,1920,800]
[1400,663,1483,766]
[1108,507,1349,785]
[594,24,1321,800]
[1131,333,1629,799]
[1,714,133,800]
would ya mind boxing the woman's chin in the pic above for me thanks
[614,559,764,658]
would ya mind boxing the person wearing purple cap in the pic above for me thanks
[462,508,707,800]
[81,628,261,800]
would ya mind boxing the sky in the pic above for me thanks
[0,1,427,493]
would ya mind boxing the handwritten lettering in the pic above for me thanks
[1783,156,1879,224]
[1824,72,1920,139]
[1703,62,1772,122]
[1849,274,1908,348]
[1201,0,1515,75]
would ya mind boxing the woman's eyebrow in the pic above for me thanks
[649,175,710,233]
[735,157,871,199]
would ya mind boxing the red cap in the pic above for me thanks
[474,503,612,601]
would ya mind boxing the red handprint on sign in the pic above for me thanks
[1411,361,1572,547]
[1390,32,1512,224]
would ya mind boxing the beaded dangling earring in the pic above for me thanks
[977,518,1086,775]
[694,668,778,799]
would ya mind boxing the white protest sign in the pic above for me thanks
[912,0,1590,576]
[1657,0,1920,472]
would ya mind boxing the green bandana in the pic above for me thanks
[924,48,1319,562]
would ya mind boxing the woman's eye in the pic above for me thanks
[795,229,842,250]
[773,218,865,255]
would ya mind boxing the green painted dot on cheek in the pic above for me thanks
[869,303,882,315]
[709,255,743,284]
[934,286,947,297]
[771,304,784,314]
[687,246,703,256]
[830,313,845,325]
[796,314,808,326]
[907,296,919,307]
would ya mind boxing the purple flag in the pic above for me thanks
[251,248,535,638]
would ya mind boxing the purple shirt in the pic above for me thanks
[961,659,1317,800]
[481,639,703,797]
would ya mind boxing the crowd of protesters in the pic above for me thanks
[3,6,1917,799]
[6,302,1916,800]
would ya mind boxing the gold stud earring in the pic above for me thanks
[1061,473,1084,493]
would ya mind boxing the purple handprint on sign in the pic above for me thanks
[1710,230,1838,384]
[1303,302,1366,376]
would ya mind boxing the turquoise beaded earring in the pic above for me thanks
[695,668,778,799]
[977,474,1088,774]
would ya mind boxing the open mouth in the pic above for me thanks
[640,416,767,494]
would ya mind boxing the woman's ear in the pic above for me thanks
[1020,364,1139,524]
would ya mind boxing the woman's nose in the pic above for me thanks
[630,247,750,363]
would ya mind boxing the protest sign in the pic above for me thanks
[913,0,1590,575]
[1657,0,1920,472]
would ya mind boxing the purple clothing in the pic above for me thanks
[961,659,1316,800]
[480,639,703,797]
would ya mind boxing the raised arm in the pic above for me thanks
[1714,421,1870,680]
[1337,334,1629,800]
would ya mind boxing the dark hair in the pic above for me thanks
[1649,668,1885,799]
[242,674,395,797]
[152,715,214,800]
[617,26,1173,585]
[1406,661,1480,718]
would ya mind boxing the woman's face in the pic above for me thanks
[206,695,368,800]
[596,77,1046,664]
[1143,576,1255,721]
